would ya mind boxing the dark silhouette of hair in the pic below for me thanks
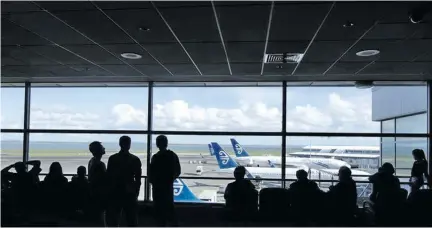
[156,135,168,149]
[338,166,352,181]
[381,162,395,175]
[234,166,246,180]
[77,166,86,178]
[48,162,63,177]
[119,135,131,151]
[14,162,26,174]
[89,141,104,157]
[413,149,427,161]
[296,169,308,180]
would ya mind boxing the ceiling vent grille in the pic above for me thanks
[264,53,304,64]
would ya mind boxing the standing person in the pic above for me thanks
[149,135,181,226]
[88,141,107,226]
[410,149,431,193]
[106,136,142,227]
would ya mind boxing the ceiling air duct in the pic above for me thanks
[355,81,374,89]
[263,53,304,64]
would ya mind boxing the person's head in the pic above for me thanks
[14,162,26,174]
[296,169,308,181]
[156,135,168,150]
[412,149,426,161]
[119,136,131,151]
[381,162,395,175]
[89,141,105,158]
[234,166,246,181]
[338,166,352,181]
[49,162,63,176]
[77,166,86,178]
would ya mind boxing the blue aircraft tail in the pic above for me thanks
[174,178,201,202]
[208,144,214,156]
[211,142,238,169]
[230,138,250,157]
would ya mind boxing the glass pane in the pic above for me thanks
[149,135,282,203]
[381,119,395,133]
[395,137,428,176]
[30,87,148,130]
[1,133,23,171]
[153,87,282,132]
[373,86,427,133]
[381,137,395,168]
[1,87,24,129]
[396,113,427,134]
[286,87,380,133]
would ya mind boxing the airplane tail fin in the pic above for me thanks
[230,138,249,157]
[268,160,276,168]
[211,142,238,169]
[174,178,201,202]
[208,144,214,156]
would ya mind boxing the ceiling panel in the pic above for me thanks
[182,43,227,64]
[301,41,353,63]
[326,62,368,74]
[1,1,40,14]
[162,64,200,75]
[263,64,296,75]
[133,64,172,76]
[266,41,309,55]
[360,62,432,75]
[197,64,231,75]
[226,42,264,63]
[216,3,271,42]
[5,11,92,45]
[24,45,92,65]
[154,4,221,43]
[1,19,51,46]
[100,8,177,44]
[270,2,331,41]
[2,46,58,65]
[293,63,330,75]
[230,63,261,75]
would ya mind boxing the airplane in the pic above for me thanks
[173,178,202,203]
[230,138,351,170]
[289,145,380,159]
[211,142,371,185]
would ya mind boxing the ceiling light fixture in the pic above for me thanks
[121,53,142,60]
[138,27,150,32]
[343,21,354,28]
[356,50,380,57]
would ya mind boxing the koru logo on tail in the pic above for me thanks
[173,179,184,196]
[219,150,229,165]
[235,144,243,155]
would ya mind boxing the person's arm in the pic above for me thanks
[173,153,181,179]
[134,158,142,198]
[1,164,15,174]
[224,183,231,200]
[27,160,42,176]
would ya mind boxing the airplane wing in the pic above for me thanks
[289,152,380,159]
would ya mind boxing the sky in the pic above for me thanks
[1,86,382,146]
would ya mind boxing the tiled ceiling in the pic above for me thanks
[1,1,432,83]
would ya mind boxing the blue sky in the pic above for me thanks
[1,86,381,146]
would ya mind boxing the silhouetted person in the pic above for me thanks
[289,169,322,225]
[88,141,107,226]
[106,136,142,227]
[410,149,430,193]
[328,166,358,225]
[1,160,41,215]
[369,163,401,226]
[43,162,68,213]
[149,135,181,227]
[224,166,258,223]
[70,166,90,213]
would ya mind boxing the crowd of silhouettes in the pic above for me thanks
[2,141,432,227]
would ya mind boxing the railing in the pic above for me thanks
[36,173,426,205]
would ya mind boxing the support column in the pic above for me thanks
[22,82,31,165]
[145,82,154,201]
[427,81,432,177]
[282,81,287,188]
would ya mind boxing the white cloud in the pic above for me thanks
[30,105,101,129]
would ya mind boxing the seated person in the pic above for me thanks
[70,166,90,212]
[327,166,358,225]
[289,169,322,223]
[224,166,258,220]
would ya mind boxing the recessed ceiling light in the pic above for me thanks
[356,50,380,57]
[343,21,354,28]
[138,27,150,31]
[121,53,142,60]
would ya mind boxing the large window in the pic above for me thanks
[1,87,24,129]
[286,87,380,133]
[30,87,148,130]
[396,113,427,134]
[1,133,23,169]
[153,87,282,132]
